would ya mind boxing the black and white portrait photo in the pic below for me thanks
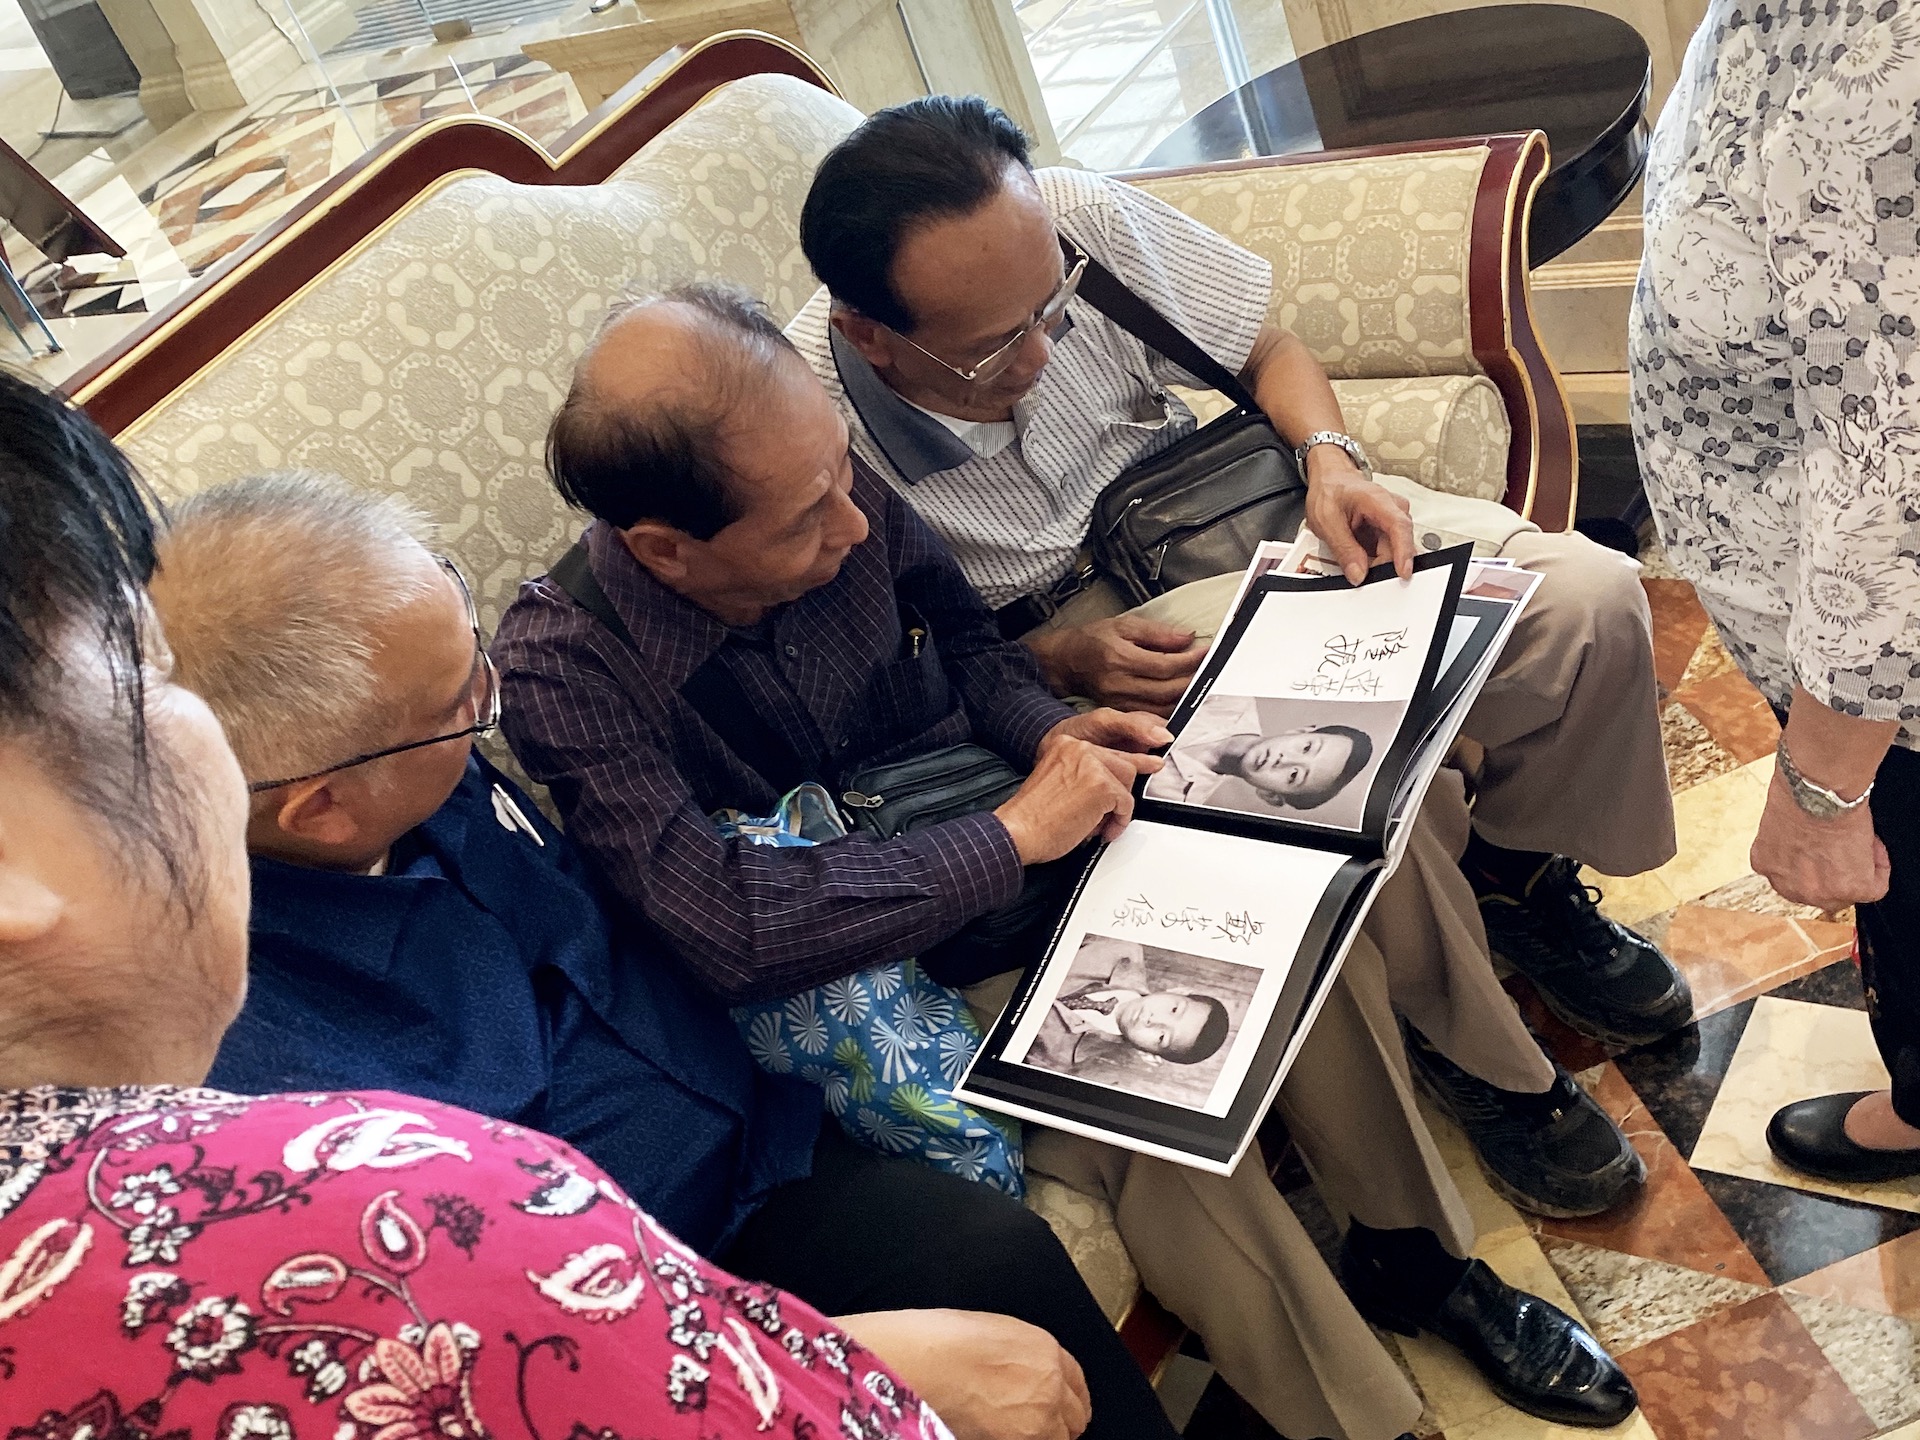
[1014,933,1261,1109]
[1143,694,1395,831]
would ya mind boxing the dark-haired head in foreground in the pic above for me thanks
[0,368,251,1087]
[800,96,1071,424]
[546,280,868,626]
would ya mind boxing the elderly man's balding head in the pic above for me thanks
[550,281,869,627]
[550,283,810,538]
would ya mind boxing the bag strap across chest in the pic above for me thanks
[549,540,813,796]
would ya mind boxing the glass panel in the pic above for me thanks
[1019,0,1295,170]
[0,0,591,379]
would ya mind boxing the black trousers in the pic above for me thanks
[721,1126,1178,1440]
[1860,745,1920,1125]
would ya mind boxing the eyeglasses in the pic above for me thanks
[887,235,1087,386]
[247,555,501,794]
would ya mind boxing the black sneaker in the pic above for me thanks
[1479,856,1693,1046]
[1405,1025,1644,1218]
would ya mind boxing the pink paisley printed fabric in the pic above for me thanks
[0,1086,951,1440]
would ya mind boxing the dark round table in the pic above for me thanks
[1139,4,1650,266]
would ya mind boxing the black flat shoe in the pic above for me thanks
[1479,856,1693,1047]
[1767,1092,1920,1183]
[1342,1246,1638,1429]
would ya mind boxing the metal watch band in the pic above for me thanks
[1775,734,1875,820]
[1295,430,1372,474]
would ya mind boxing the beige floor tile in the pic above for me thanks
[1583,865,1681,928]
[1442,1405,1659,1439]
[1692,997,1920,1214]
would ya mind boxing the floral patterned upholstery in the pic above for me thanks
[1131,148,1489,381]
[1175,372,1511,502]
[115,70,1521,1315]
[120,72,866,632]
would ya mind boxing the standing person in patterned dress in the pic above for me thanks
[1632,0,1920,1181]
[0,371,1095,1438]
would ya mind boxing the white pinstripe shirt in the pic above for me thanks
[787,167,1273,611]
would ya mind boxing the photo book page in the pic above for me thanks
[957,540,1536,1173]
[1139,546,1470,844]
[956,820,1378,1172]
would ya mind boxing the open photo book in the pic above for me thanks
[957,540,1542,1174]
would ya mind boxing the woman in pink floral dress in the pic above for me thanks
[0,376,1082,1439]
[1,1086,945,1440]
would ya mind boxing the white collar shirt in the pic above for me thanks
[786,167,1273,611]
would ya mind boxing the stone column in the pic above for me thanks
[100,0,358,124]
[789,0,1061,161]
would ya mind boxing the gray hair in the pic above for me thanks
[149,471,439,785]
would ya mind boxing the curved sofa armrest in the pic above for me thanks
[66,31,836,437]
[1118,134,1575,529]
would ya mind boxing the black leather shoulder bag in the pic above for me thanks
[1075,257,1309,606]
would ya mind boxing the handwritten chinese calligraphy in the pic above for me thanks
[1290,627,1408,698]
[1110,895,1266,946]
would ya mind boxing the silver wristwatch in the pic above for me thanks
[1295,430,1372,474]
[1775,734,1875,820]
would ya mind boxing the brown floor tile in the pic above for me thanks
[1663,906,1847,1021]
[1644,578,1712,693]
[1541,1063,1771,1286]
[1501,974,1616,1073]
[1616,1292,1877,1440]
[1787,1231,1920,1322]
[1678,669,1782,765]
[1662,700,1741,791]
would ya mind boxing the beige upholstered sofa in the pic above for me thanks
[67,32,1577,1346]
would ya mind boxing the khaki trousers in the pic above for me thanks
[969,934,1471,1440]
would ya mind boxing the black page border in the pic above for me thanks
[1135,545,1471,852]
[961,855,1380,1167]
[1418,595,1508,737]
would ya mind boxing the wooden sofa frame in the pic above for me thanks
[61,28,1577,1391]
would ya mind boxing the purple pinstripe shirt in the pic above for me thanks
[492,458,1076,1004]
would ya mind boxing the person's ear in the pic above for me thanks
[618,522,694,585]
[831,307,896,371]
[0,820,62,945]
[269,777,362,849]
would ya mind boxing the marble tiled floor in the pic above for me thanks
[3,15,588,385]
[1180,549,1916,1440]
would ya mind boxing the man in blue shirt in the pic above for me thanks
[148,471,1168,1440]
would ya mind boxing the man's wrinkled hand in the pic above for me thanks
[995,734,1136,863]
[1303,461,1414,586]
[1026,614,1206,714]
[835,1309,1092,1440]
[1751,768,1890,914]
[1039,709,1171,787]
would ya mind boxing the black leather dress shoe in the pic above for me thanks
[1480,856,1693,1046]
[1768,1092,1920,1183]
[1342,1244,1638,1429]
[1406,1025,1644,1218]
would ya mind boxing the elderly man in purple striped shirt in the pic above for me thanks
[493,281,1636,1440]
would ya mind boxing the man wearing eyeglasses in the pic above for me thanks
[786,93,1690,1228]
[148,470,1167,1440]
